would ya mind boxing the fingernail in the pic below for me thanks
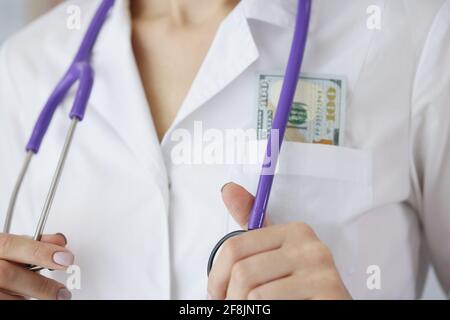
[221,182,233,193]
[57,287,72,300]
[56,233,67,245]
[53,252,74,267]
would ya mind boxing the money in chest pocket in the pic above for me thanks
[257,73,347,146]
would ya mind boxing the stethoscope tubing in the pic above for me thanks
[207,0,312,275]
[248,0,312,230]
[2,0,116,271]
[0,0,312,276]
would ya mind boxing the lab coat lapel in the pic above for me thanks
[167,0,320,135]
[243,0,321,32]
[88,0,168,184]
[168,2,259,132]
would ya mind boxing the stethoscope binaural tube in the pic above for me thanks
[2,0,115,271]
[207,0,312,276]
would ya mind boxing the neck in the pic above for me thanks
[131,0,240,25]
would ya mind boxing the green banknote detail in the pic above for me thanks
[257,74,346,146]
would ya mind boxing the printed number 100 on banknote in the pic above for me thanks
[257,74,346,146]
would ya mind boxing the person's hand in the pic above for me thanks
[208,183,352,300]
[0,233,74,300]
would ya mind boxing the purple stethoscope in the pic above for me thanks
[2,0,312,274]
[207,0,311,274]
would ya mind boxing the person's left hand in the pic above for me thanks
[207,182,352,300]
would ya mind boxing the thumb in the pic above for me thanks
[221,182,255,229]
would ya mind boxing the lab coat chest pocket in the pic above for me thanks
[229,141,373,273]
[274,143,373,221]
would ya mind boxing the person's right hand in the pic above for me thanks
[0,233,74,300]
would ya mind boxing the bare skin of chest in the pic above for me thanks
[131,0,239,141]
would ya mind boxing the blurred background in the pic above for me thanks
[0,0,447,300]
[0,0,61,43]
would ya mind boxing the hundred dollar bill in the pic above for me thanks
[257,74,346,145]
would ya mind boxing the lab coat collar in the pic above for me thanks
[165,0,320,138]
[242,0,320,32]
[87,0,306,154]
[166,1,260,137]
[243,0,297,28]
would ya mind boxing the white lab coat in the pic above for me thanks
[0,0,449,299]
